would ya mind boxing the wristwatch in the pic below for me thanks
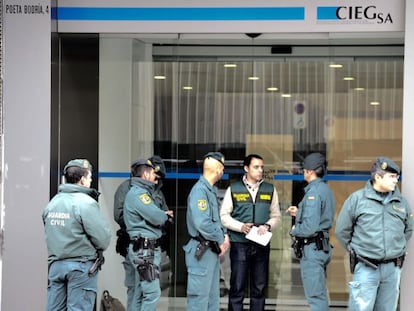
[264,223,271,231]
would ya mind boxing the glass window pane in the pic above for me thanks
[97,36,403,309]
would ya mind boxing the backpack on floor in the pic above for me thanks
[100,290,125,311]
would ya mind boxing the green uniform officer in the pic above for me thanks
[149,155,172,254]
[43,159,112,311]
[114,159,145,311]
[183,152,230,311]
[335,157,413,311]
[124,159,171,311]
[287,153,336,311]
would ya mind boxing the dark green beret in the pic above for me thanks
[303,153,326,170]
[374,157,400,174]
[204,152,225,166]
[63,159,92,173]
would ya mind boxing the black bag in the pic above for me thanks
[100,290,125,311]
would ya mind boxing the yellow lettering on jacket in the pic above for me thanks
[232,193,250,202]
[259,194,271,201]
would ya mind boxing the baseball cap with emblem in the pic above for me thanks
[204,152,225,166]
[374,156,400,174]
[303,153,326,170]
[63,159,92,174]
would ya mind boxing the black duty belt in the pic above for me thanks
[360,255,405,267]
[297,236,319,245]
[131,237,161,249]
[192,236,206,243]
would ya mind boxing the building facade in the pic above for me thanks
[2,1,414,310]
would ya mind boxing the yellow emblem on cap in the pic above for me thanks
[197,199,207,211]
[381,161,388,170]
[139,193,152,205]
[307,196,315,200]
[83,160,89,168]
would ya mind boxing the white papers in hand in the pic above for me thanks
[245,226,272,246]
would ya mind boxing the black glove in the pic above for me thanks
[115,229,130,257]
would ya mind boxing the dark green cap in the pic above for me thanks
[374,157,400,174]
[149,155,166,178]
[303,153,326,170]
[131,158,154,169]
[63,159,92,174]
[204,152,225,166]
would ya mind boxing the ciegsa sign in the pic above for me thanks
[336,6,393,23]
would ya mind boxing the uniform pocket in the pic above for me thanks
[183,242,193,254]
[348,281,362,310]
[187,267,207,295]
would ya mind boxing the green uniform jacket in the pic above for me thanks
[153,180,168,211]
[186,176,225,244]
[42,184,112,264]
[335,180,413,260]
[124,177,168,240]
[290,178,336,238]
[114,179,168,229]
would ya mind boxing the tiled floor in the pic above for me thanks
[157,244,350,310]
[158,297,348,310]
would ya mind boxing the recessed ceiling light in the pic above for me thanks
[182,86,193,90]
[281,94,291,98]
[267,87,279,91]
[224,64,237,68]
[370,101,380,106]
[343,77,355,81]
[329,64,343,68]
[154,75,166,80]
[354,87,365,91]
[248,76,260,80]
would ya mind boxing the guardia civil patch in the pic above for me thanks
[197,199,207,211]
[139,193,152,204]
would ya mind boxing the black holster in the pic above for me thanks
[316,231,331,253]
[210,241,221,254]
[348,246,379,273]
[89,250,105,276]
[137,260,159,282]
[133,248,159,282]
[193,235,221,260]
[395,254,405,268]
[195,241,210,260]
[349,246,357,273]
[292,239,303,259]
